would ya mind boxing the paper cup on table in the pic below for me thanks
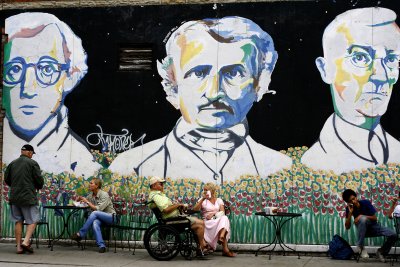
[265,207,278,214]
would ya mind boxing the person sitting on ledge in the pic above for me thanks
[342,188,396,262]
[387,196,400,219]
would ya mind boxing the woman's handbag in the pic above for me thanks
[213,211,225,219]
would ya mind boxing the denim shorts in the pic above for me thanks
[10,205,40,224]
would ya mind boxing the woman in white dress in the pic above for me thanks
[193,183,236,257]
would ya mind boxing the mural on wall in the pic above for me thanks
[1,3,400,246]
[2,12,101,178]
[301,7,400,174]
[109,17,292,183]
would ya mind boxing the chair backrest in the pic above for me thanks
[112,200,126,224]
[222,199,231,217]
[129,202,152,227]
[39,205,48,223]
[394,216,400,235]
[113,201,125,214]
[149,205,164,223]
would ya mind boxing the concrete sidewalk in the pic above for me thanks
[0,242,392,267]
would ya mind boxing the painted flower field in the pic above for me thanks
[1,146,398,246]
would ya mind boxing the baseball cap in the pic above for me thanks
[21,144,35,154]
[149,176,166,186]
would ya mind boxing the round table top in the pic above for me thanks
[255,211,302,217]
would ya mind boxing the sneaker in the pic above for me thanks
[376,249,385,263]
[99,247,106,253]
[360,248,369,259]
[356,246,368,259]
[70,233,82,242]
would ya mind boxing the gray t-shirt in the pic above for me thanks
[87,189,115,214]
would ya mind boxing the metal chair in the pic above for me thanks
[391,216,400,265]
[24,205,51,249]
[222,199,232,218]
[107,200,151,254]
[127,202,152,254]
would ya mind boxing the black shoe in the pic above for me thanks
[21,243,34,253]
[71,233,82,242]
[99,247,106,253]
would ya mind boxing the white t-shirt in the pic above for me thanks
[392,205,400,217]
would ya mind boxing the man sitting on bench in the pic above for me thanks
[388,196,400,219]
[342,189,397,262]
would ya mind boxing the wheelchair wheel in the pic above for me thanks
[179,230,197,260]
[144,224,181,261]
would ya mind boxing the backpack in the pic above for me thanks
[328,234,354,260]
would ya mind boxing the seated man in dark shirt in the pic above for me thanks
[342,189,397,262]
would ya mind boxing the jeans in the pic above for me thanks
[356,215,397,255]
[79,211,114,248]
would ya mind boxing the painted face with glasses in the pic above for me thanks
[317,21,400,128]
[3,24,69,135]
[4,56,69,88]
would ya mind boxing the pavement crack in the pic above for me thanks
[302,256,313,267]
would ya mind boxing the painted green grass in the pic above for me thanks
[1,147,398,247]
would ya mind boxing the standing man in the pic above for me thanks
[4,144,44,254]
[342,189,397,262]
[110,16,292,183]
[301,7,400,174]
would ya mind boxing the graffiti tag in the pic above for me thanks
[86,124,146,153]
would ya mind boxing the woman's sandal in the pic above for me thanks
[222,250,237,257]
[205,244,214,252]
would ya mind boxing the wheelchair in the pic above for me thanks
[143,205,199,261]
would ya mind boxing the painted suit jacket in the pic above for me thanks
[109,118,292,183]
[301,113,400,174]
[3,106,101,178]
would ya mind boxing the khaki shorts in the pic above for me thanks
[187,216,197,225]
[166,215,198,225]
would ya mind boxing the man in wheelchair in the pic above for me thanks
[148,176,210,255]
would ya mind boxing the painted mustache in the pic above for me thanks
[199,100,234,114]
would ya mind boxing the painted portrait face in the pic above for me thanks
[3,24,68,137]
[319,22,400,127]
[172,30,259,129]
